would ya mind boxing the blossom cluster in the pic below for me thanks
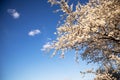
[44,0,120,79]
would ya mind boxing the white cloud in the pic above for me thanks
[47,38,52,40]
[7,9,20,19]
[28,29,41,36]
[41,42,53,52]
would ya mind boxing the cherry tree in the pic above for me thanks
[43,0,120,79]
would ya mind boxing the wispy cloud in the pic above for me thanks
[47,38,52,40]
[41,42,53,52]
[28,29,41,36]
[7,9,20,19]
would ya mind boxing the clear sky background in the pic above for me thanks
[0,0,97,80]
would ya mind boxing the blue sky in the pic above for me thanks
[0,0,96,80]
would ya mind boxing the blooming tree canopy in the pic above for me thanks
[44,0,120,79]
